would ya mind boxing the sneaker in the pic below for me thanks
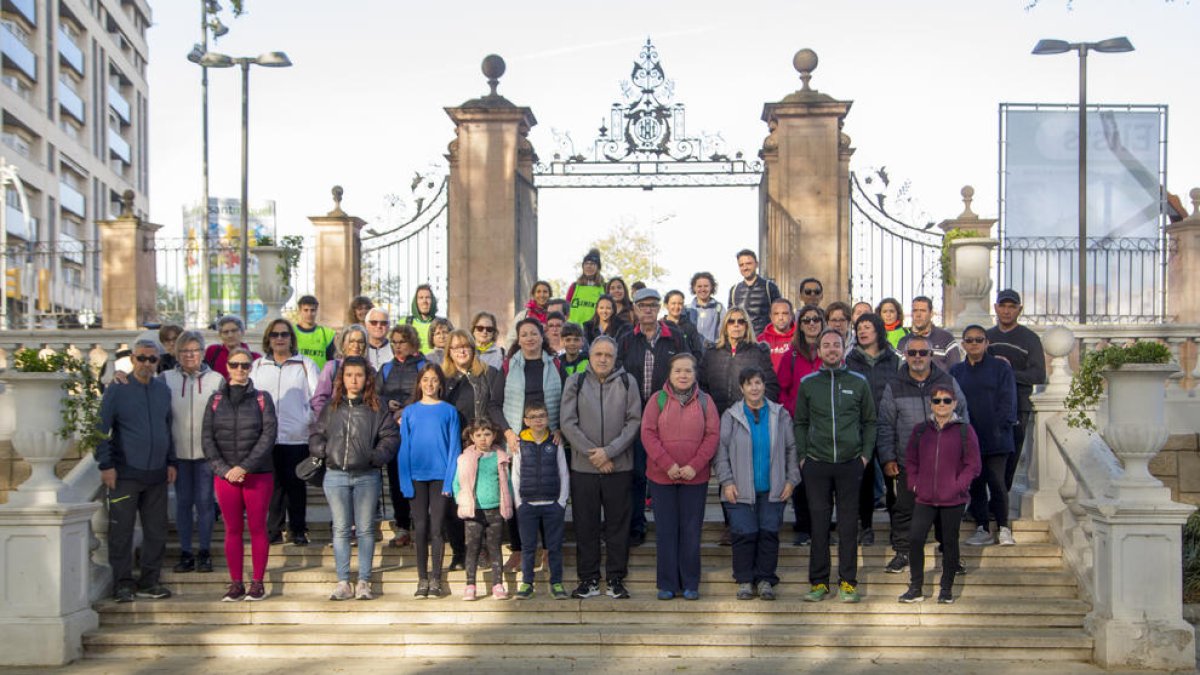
[515,583,534,600]
[221,581,245,602]
[737,583,755,600]
[113,585,135,603]
[898,587,924,603]
[757,581,775,601]
[245,580,268,601]
[414,579,430,599]
[428,579,446,598]
[330,581,354,601]
[291,533,309,547]
[998,526,1016,546]
[964,526,994,546]
[173,552,195,573]
[463,584,478,601]
[629,531,646,548]
[135,585,172,600]
[838,580,860,603]
[196,550,213,573]
[390,529,412,548]
[491,583,508,600]
[793,531,811,547]
[804,583,829,602]
[938,588,955,604]
[957,559,968,575]
[682,589,700,601]
[657,589,675,601]
[448,553,466,572]
[355,580,373,601]
[884,553,910,574]
[572,579,601,599]
[718,527,732,547]
[551,583,569,600]
[606,577,630,599]
[860,528,875,546]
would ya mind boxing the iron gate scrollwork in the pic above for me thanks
[360,170,448,314]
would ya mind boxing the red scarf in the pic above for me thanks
[884,319,901,333]
[525,299,548,325]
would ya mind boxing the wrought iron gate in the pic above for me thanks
[360,172,448,315]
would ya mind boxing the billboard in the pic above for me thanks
[182,198,277,325]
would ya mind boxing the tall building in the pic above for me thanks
[1,0,150,326]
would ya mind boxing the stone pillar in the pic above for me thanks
[445,55,537,334]
[760,49,853,303]
[97,191,160,330]
[308,186,365,329]
[1166,188,1200,323]
[937,186,997,329]
[1023,326,1075,520]
[0,501,100,665]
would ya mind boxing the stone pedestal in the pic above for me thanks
[445,55,538,334]
[1165,188,1200,323]
[937,186,997,329]
[309,186,365,330]
[97,191,161,330]
[760,49,853,303]
[1023,326,1075,520]
[0,501,100,665]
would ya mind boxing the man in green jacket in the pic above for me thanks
[794,328,877,604]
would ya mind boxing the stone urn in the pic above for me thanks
[1099,363,1179,490]
[0,371,72,504]
[252,246,293,329]
[949,237,997,327]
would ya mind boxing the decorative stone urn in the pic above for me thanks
[0,371,72,505]
[1099,363,1179,493]
[949,237,997,327]
[252,246,293,329]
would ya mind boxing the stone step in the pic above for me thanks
[82,623,1093,661]
[96,595,1089,629]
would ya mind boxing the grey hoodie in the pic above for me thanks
[560,365,642,474]
[714,400,800,504]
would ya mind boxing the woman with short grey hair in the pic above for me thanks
[205,315,259,379]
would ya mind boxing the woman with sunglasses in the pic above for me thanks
[470,311,505,370]
[897,384,980,605]
[250,318,320,547]
[203,347,278,602]
[311,324,370,417]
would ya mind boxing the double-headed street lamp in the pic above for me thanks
[198,50,292,325]
[1032,36,1134,325]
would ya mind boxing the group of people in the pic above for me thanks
[96,246,1045,606]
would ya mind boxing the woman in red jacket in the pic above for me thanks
[641,353,720,600]
[898,384,981,605]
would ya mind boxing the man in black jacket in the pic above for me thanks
[617,288,686,545]
[986,290,1046,491]
[728,249,781,336]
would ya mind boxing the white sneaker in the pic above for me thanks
[964,526,994,547]
[355,579,373,600]
[997,526,1016,546]
[329,581,353,601]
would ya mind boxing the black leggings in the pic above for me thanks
[465,508,505,586]
[409,480,448,581]
[909,502,966,592]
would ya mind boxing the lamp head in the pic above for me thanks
[1093,36,1133,53]
[186,44,205,64]
[209,18,229,38]
[1032,39,1072,55]
[254,52,292,68]
[199,51,235,68]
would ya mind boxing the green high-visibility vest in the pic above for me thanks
[568,284,603,325]
[294,325,335,370]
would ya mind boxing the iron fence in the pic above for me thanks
[361,175,448,317]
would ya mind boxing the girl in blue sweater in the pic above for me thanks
[398,364,462,598]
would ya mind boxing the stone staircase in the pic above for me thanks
[82,484,1093,665]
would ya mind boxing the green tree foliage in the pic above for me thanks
[587,221,668,287]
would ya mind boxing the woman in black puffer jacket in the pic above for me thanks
[202,347,278,602]
[699,307,779,415]
[310,356,400,601]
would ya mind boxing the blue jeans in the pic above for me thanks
[648,482,707,594]
[174,459,215,554]
[727,495,786,585]
[517,502,565,585]
[324,469,382,582]
[629,437,648,536]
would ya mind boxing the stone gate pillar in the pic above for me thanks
[97,191,160,330]
[445,55,538,334]
[308,186,365,329]
[760,49,854,303]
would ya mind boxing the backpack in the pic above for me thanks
[655,388,708,426]
[912,419,968,449]
[210,391,265,413]
[569,370,633,421]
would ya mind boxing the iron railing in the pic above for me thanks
[360,175,448,316]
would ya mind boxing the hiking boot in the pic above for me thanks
[793,531,811,546]
[463,584,478,601]
[938,588,955,604]
[114,585,135,603]
[245,580,268,601]
[736,583,755,600]
[859,528,875,546]
[964,526,993,546]
[757,581,776,601]
[221,581,245,602]
[572,579,600,599]
[804,583,829,602]
[491,583,508,600]
[515,582,534,600]
[355,580,372,601]
[606,577,630,599]
[413,579,430,599]
[682,589,700,601]
[998,526,1016,546]
[898,587,924,603]
[196,550,213,573]
[135,585,172,600]
[173,552,195,573]
[838,580,860,603]
[330,581,353,601]
[884,553,910,574]
[551,583,569,600]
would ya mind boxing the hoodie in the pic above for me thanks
[161,364,224,461]
[904,415,982,507]
[758,322,796,371]
[404,289,440,352]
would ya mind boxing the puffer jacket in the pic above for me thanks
[776,345,821,417]
[560,365,643,474]
[727,276,781,336]
[904,415,982,507]
[202,381,278,476]
[248,354,319,445]
[640,383,720,486]
[793,365,877,463]
[309,397,399,472]
[699,340,779,415]
[161,364,224,461]
[845,344,901,406]
[377,354,428,413]
[714,400,800,504]
[876,364,969,467]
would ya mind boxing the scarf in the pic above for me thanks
[524,299,548,325]
[884,319,902,333]
[671,384,695,407]
[455,445,513,520]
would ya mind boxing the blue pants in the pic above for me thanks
[324,469,382,583]
[648,482,707,594]
[629,437,648,536]
[727,495,786,585]
[517,502,565,585]
[174,459,215,554]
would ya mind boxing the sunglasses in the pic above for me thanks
[268,331,291,339]
[906,349,931,357]
[800,317,823,325]
[473,325,496,334]
[931,397,954,405]
[962,337,986,344]
[367,320,389,327]
[801,288,822,296]
[727,318,748,326]
[227,361,252,370]
[134,355,159,364]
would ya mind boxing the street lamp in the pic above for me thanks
[199,50,292,325]
[1032,36,1134,324]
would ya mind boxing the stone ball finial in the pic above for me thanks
[1190,187,1200,215]
[332,185,343,205]
[120,189,135,217]
[793,49,818,91]
[959,185,977,219]
[1043,326,1076,359]
[482,54,506,96]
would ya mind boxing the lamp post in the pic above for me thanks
[199,50,292,325]
[1032,36,1134,325]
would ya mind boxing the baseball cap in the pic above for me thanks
[996,289,1022,305]
[632,288,662,304]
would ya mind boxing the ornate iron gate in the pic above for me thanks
[360,171,448,315]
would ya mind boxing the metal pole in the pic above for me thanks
[0,162,7,331]
[1078,46,1088,324]
[199,0,212,327]
[239,60,250,325]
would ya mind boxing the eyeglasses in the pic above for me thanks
[962,337,986,344]
[227,361,252,370]
[827,316,848,324]
[801,288,822,296]
[450,346,471,353]
[219,328,240,335]
[727,318,748,326]
[906,349,931,357]
[367,320,389,327]
[473,325,496,334]
[931,397,954,405]
[134,355,160,364]
[268,331,291,339]
[178,348,202,356]
[799,317,822,325]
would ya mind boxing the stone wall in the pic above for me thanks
[1151,433,1200,506]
